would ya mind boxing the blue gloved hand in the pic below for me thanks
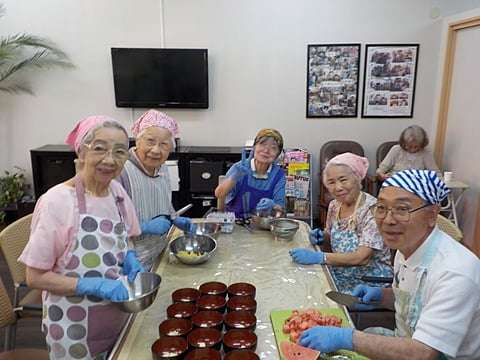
[309,228,324,245]
[141,216,171,235]
[299,326,354,353]
[173,216,196,236]
[122,249,145,282]
[351,285,383,311]
[230,148,253,182]
[290,248,325,265]
[76,277,128,301]
[256,198,275,211]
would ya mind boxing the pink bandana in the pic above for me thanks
[328,152,369,180]
[65,115,117,153]
[130,109,179,137]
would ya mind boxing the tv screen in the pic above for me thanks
[111,48,209,109]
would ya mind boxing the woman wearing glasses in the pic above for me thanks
[117,109,195,269]
[215,128,286,218]
[19,116,144,359]
[376,124,440,182]
[290,152,392,294]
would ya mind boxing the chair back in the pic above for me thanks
[436,214,463,242]
[0,214,33,287]
[0,277,14,329]
[317,140,366,226]
[376,141,398,167]
[375,141,398,194]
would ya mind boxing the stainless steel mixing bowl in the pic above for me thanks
[169,234,217,265]
[113,272,162,313]
[269,218,299,241]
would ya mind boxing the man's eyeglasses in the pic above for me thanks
[370,203,431,222]
[85,143,129,161]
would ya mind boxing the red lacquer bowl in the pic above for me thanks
[184,348,222,360]
[166,302,198,319]
[197,294,227,313]
[224,349,260,360]
[187,327,222,350]
[223,329,257,353]
[151,337,188,360]
[158,318,192,338]
[224,310,257,331]
[227,282,256,298]
[191,310,224,331]
[172,287,201,303]
[198,281,228,297]
[226,296,257,313]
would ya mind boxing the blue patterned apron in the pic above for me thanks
[43,174,129,359]
[329,194,392,294]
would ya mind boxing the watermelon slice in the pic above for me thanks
[280,341,320,360]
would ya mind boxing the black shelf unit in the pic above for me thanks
[30,145,243,218]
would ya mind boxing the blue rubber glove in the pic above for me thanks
[141,216,171,235]
[256,198,275,211]
[290,248,325,265]
[351,285,383,311]
[309,228,324,245]
[299,326,354,353]
[76,277,128,301]
[230,148,253,182]
[173,216,196,236]
[122,249,145,282]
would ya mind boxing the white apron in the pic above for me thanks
[43,174,129,359]
[393,232,447,359]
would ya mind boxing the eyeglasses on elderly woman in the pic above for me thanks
[84,142,129,161]
[370,203,431,222]
[255,140,280,154]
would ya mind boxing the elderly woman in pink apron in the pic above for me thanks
[117,109,195,270]
[296,170,480,359]
[19,116,144,359]
[290,152,393,294]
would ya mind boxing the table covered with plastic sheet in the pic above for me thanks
[108,220,350,360]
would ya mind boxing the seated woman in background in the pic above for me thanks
[376,124,440,182]
[215,128,286,219]
[290,153,392,294]
[117,109,194,269]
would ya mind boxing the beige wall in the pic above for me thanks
[432,8,480,250]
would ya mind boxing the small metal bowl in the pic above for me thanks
[170,234,217,265]
[269,218,300,241]
[250,208,286,230]
[112,272,162,313]
[193,220,222,239]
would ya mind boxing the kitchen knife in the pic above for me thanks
[325,291,382,308]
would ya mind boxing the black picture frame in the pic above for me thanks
[361,44,419,118]
[306,44,360,118]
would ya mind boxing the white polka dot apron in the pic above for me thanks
[43,174,129,359]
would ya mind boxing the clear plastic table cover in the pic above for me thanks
[109,221,347,360]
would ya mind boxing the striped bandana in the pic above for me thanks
[381,169,450,204]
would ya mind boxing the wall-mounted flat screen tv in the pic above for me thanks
[111,47,209,109]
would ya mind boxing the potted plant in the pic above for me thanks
[0,3,74,94]
[0,167,33,224]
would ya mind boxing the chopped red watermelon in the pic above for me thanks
[280,341,320,360]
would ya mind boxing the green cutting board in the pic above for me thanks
[270,309,369,360]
